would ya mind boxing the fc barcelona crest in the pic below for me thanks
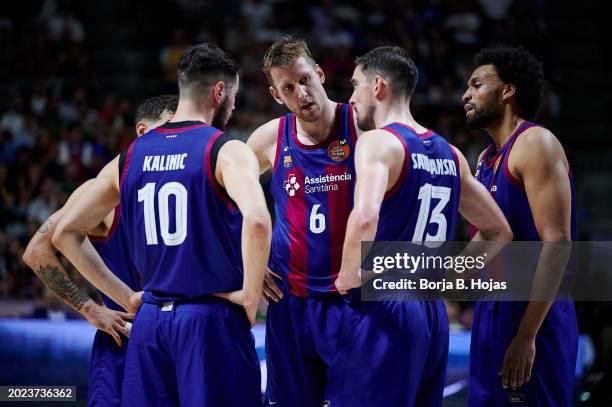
[327,139,349,162]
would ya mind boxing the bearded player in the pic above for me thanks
[462,45,578,406]
[335,46,512,407]
[54,43,271,406]
[247,36,361,406]
[23,94,177,406]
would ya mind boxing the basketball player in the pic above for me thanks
[334,46,512,407]
[53,43,271,406]
[462,45,577,406]
[23,94,177,407]
[247,36,360,406]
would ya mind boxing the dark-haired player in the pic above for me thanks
[248,36,361,406]
[53,43,271,406]
[335,46,512,407]
[462,45,577,406]
[23,94,177,407]
[134,94,178,136]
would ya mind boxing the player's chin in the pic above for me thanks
[357,119,374,131]
[297,108,320,122]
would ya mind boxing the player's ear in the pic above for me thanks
[315,64,325,84]
[213,81,226,106]
[135,121,147,136]
[269,86,284,105]
[373,75,388,101]
[502,83,516,101]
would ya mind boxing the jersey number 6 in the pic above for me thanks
[309,204,326,234]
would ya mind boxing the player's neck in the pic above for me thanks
[296,99,337,142]
[376,102,427,133]
[487,113,525,151]
[169,99,214,125]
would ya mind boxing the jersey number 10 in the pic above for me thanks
[138,182,188,246]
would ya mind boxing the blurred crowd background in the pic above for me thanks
[0,0,611,402]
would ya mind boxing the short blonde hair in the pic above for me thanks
[262,36,316,86]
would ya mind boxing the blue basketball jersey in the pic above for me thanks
[336,123,458,407]
[268,103,357,297]
[89,206,140,311]
[470,122,578,406]
[119,121,243,304]
[474,121,577,240]
[375,122,461,242]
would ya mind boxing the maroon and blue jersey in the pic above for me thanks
[119,121,243,304]
[469,121,578,406]
[268,103,357,297]
[89,207,140,311]
[474,121,576,240]
[336,123,459,407]
[375,122,461,242]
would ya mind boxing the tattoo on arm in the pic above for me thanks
[38,219,53,234]
[36,264,90,311]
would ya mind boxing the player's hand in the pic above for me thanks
[128,290,143,313]
[81,300,134,347]
[214,290,259,326]
[334,269,362,295]
[499,335,536,390]
[263,269,283,302]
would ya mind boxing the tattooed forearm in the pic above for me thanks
[36,264,90,310]
[38,219,53,234]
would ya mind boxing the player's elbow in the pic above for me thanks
[22,242,38,268]
[480,220,513,242]
[23,238,47,268]
[243,209,272,239]
[51,223,69,251]
[498,222,514,242]
[355,206,379,232]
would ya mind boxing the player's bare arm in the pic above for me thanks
[246,118,285,302]
[23,180,132,346]
[247,118,282,174]
[498,126,573,390]
[52,155,141,316]
[215,140,272,324]
[335,130,403,294]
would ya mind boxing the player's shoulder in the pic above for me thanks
[510,124,569,175]
[358,128,397,143]
[517,124,558,144]
[448,143,464,160]
[513,124,564,158]
[356,128,405,155]
[248,117,283,145]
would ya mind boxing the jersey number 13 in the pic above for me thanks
[412,183,451,242]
